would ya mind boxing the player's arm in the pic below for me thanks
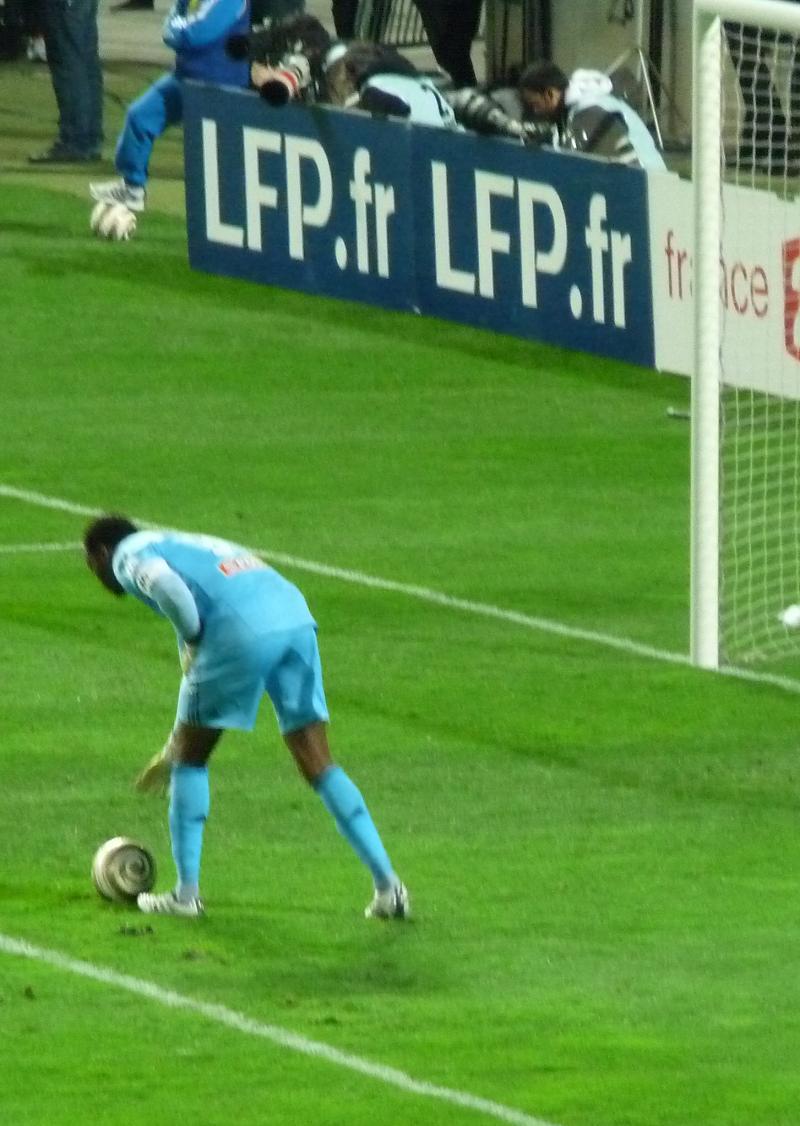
[129,557,202,644]
[136,736,175,795]
[163,0,246,51]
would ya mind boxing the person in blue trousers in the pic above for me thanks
[90,0,250,212]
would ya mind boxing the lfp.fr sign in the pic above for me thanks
[183,82,655,366]
[184,83,416,310]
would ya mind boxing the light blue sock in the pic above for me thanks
[313,766,395,890]
[169,764,210,900]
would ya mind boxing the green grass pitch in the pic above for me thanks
[2,60,800,1126]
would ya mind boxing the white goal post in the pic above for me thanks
[692,0,800,670]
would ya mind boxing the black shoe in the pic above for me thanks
[28,144,101,164]
[111,0,154,10]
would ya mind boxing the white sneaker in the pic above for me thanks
[364,881,410,920]
[89,178,146,213]
[137,891,204,917]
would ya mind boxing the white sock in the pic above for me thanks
[176,882,199,903]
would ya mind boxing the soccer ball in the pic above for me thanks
[91,837,156,903]
[90,201,137,241]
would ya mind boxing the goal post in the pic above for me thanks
[691,0,800,670]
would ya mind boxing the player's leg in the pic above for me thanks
[268,625,410,919]
[90,73,183,210]
[138,723,222,917]
[286,720,397,889]
[283,722,409,918]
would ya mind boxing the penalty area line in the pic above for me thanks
[2,482,800,695]
[0,932,559,1126]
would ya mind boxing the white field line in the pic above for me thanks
[2,482,800,695]
[0,933,557,1126]
[0,541,82,553]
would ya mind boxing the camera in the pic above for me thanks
[226,14,332,105]
[447,88,553,146]
[257,53,313,106]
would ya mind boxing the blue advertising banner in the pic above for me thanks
[183,83,416,311]
[411,129,655,366]
[183,82,655,366]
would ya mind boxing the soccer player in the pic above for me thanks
[83,516,410,921]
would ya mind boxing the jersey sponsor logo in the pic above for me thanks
[218,555,266,576]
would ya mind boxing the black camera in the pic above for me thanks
[257,54,313,106]
[226,14,332,104]
[447,88,552,146]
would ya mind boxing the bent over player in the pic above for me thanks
[84,516,410,921]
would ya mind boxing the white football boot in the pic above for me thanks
[137,891,204,917]
[364,881,410,920]
[89,178,146,212]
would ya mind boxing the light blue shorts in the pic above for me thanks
[176,624,329,734]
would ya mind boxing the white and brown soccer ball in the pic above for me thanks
[90,201,137,241]
[91,837,156,903]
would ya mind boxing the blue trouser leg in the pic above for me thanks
[43,0,104,153]
[115,73,184,187]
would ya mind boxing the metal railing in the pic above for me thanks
[355,0,429,48]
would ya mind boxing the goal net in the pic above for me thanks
[692,0,800,671]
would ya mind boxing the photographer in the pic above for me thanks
[327,41,457,127]
[518,60,666,171]
[241,14,458,128]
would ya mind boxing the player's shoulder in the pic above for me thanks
[116,529,165,554]
[112,530,171,588]
[168,531,252,558]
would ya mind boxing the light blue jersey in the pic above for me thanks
[113,530,328,732]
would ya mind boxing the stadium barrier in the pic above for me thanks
[183,81,657,368]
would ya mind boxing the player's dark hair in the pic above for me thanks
[518,60,568,95]
[83,515,138,555]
